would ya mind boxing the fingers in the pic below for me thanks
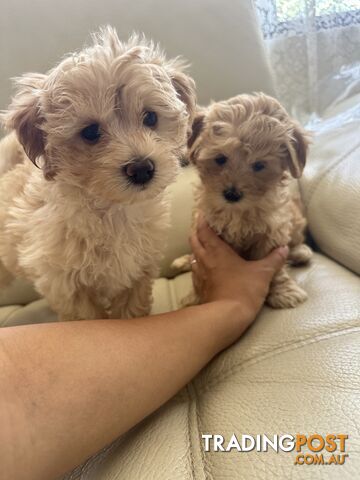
[196,214,221,248]
[190,255,200,276]
[196,214,234,256]
[256,246,289,279]
[189,231,206,263]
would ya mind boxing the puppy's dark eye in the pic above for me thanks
[81,123,101,143]
[215,155,227,166]
[252,161,266,172]
[143,111,158,128]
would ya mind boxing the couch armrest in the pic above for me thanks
[300,94,360,275]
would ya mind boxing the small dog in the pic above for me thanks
[0,27,196,320]
[172,93,312,308]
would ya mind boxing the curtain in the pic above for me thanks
[255,0,360,123]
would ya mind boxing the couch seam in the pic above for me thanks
[186,383,209,480]
[64,418,155,479]
[196,325,360,394]
[1,305,23,327]
[168,278,178,311]
[186,385,197,480]
[303,140,360,211]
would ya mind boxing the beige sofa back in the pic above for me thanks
[0,0,274,115]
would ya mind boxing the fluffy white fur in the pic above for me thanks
[0,27,196,320]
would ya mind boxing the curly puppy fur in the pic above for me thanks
[0,26,196,320]
[172,93,312,308]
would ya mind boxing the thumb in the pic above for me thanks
[257,246,289,279]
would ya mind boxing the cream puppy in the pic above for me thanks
[0,27,196,320]
[173,93,312,308]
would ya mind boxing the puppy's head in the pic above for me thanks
[2,27,196,204]
[189,93,309,209]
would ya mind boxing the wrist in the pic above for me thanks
[197,299,252,355]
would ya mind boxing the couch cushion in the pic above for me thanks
[61,252,360,479]
[301,94,360,275]
[159,166,198,278]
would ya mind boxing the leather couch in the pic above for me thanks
[1,1,359,478]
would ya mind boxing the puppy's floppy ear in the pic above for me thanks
[2,73,51,177]
[187,112,205,164]
[188,112,205,148]
[170,71,196,119]
[285,124,310,178]
[166,60,196,120]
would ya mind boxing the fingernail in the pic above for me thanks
[277,245,289,259]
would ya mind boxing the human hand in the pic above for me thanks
[190,215,288,334]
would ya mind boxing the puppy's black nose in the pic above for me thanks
[223,188,243,203]
[124,158,155,185]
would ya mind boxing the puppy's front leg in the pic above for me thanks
[109,275,153,319]
[56,294,107,321]
[250,239,307,309]
[36,276,106,321]
[266,266,307,309]
[288,244,313,266]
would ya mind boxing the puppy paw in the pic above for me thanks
[266,281,308,309]
[288,244,313,266]
[171,254,192,275]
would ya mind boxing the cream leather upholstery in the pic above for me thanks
[64,254,360,480]
[1,1,360,478]
[62,97,360,479]
[1,102,360,478]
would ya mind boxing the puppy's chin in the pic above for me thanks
[84,163,179,207]
[119,179,174,205]
[221,199,249,211]
[204,188,261,213]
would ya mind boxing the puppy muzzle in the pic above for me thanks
[123,158,155,185]
[223,187,243,203]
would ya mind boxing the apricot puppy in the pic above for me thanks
[173,93,312,308]
[0,27,196,320]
